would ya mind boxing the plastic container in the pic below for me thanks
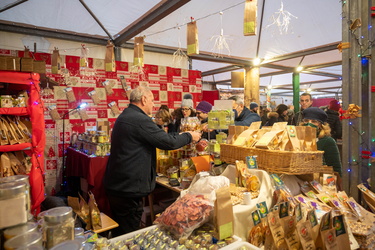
[43,207,75,249]
[0,182,29,229]
[4,232,43,250]
[4,222,38,240]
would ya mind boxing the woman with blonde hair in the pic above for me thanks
[154,109,173,133]
[300,107,342,190]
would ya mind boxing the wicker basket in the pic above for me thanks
[220,144,330,175]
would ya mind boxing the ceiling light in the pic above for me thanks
[307,88,311,92]
[267,85,272,90]
[296,66,303,72]
[253,58,261,66]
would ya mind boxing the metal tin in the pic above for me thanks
[43,207,73,224]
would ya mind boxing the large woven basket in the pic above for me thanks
[220,144,331,175]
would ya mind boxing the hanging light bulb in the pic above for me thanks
[296,65,303,72]
[253,58,261,66]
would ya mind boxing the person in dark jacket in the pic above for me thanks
[228,96,261,126]
[195,100,217,140]
[264,111,278,126]
[275,104,290,124]
[301,107,342,190]
[326,99,342,141]
[293,92,313,125]
[103,86,201,236]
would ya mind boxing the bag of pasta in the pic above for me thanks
[88,191,102,230]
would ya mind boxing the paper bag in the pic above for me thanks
[88,90,100,105]
[108,101,121,116]
[48,105,61,121]
[187,21,199,55]
[133,36,144,67]
[88,191,102,231]
[102,80,114,96]
[214,186,233,240]
[64,87,76,103]
[51,47,61,74]
[244,0,258,36]
[105,40,116,72]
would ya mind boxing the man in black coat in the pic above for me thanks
[326,99,342,141]
[104,86,201,236]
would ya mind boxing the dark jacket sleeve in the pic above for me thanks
[235,113,261,126]
[333,117,342,139]
[318,136,342,176]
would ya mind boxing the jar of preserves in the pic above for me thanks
[0,182,29,229]
[4,222,38,240]
[1,95,13,108]
[4,232,43,250]
[43,206,75,249]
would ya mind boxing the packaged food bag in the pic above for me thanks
[51,47,61,74]
[214,186,233,240]
[187,21,199,55]
[88,191,102,231]
[105,40,116,72]
[244,0,257,36]
[133,36,144,67]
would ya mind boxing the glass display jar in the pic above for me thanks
[4,222,38,240]
[43,207,75,249]
[0,182,29,229]
[4,232,43,250]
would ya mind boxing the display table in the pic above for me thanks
[65,147,111,215]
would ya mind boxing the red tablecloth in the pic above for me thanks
[66,147,111,215]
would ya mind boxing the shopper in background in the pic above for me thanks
[287,105,295,125]
[195,100,217,140]
[326,99,342,141]
[103,86,201,236]
[159,104,169,112]
[154,109,173,133]
[301,107,342,190]
[276,104,290,124]
[228,96,261,126]
[260,106,271,126]
[293,92,313,125]
[170,93,196,133]
[250,102,259,113]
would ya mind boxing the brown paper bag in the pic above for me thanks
[244,0,258,36]
[78,193,92,230]
[1,153,12,177]
[296,220,316,250]
[88,90,100,105]
[307,209,319,242]
[7,116,27,143]
[1,117,18,145]
[226,125,236,144]
[64,87,76,103]
[214,186,233,240]
[286,125,300,151]
[105,40,116,72]
[48,105,61,121]
[78,109,89,121]
[8,152,26,175]
[108,101,121,116]
[14,151,31,174]
[267,210,288,249]
[187,21,199,55]
[248,210,264,247]
[133,36,144,67]
[102,80,114,96]
[295,126,306,150]
[51,47,61,74]
[0,119,9,145]
[88,191,102,231]
[305,126,317,151]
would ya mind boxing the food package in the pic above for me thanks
[1,153,12,177]
[102,80,114,96]
[105,40,116,72]
[8,152,26,175]
[88,90,100,105]
[248,210,264,247]
[214,186,233,240]
[133,36,144,67]
[154,194,213,238]
[108,101,121,116]
[48,105,61,121]
[88,191,102,231]
[187,21,199,56]
[64,87,76,103]
[244,0,257,36]
[51,47,61,74]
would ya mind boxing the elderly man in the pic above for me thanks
[228,96,261,126]
[104,86,201,236]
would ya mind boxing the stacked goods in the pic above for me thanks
[221,122,333,175]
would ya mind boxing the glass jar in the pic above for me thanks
[17,95,27,107]
[0,182,28,229]
[43,207,75,249]
[0,175,31,218]
[1,95,13,108]
[4,222,38,240]
[50,240,83,250]
[4,232,43,250]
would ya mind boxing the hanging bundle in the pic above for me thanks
[172,26,188,68]
[133,36,144,67]
[105,40,116,72]
[266,1,297,35]
[187,18,199,55]
[51,47,61,74]
[244,0,258,36]
[210,12,231,57]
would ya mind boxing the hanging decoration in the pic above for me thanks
[266,1,297,35]
[131,36,146,81]
[172,26,188,68]
[244,0,257,36]
[210,12,231,57]
[341,104,362,119]
[51,47,61,74]
[187,18,199,56]
[105,40,116,72]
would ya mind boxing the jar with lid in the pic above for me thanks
[17,94,27,107]
[1,95,13,108]
[4,231,43,250]
[0,175,31,218]
[50,240,83,250]
[0,182,29,229]
[4,222,38,240]
[43,206,75,249]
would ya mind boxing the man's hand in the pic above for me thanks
[188,131,201,143]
